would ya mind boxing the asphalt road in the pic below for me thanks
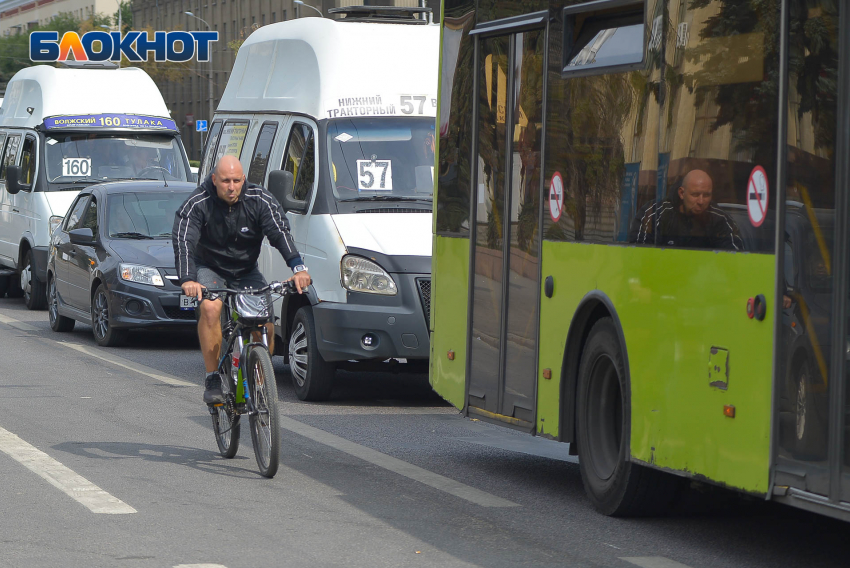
[0,297,848,568]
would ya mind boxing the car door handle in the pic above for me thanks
[12,208,19,213]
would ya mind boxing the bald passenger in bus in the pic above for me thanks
[630,169,744,251]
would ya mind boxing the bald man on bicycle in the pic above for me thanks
[173,155,311,404]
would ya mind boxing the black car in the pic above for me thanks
[47,181,197,346]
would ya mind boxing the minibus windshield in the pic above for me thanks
[327,117,435,201]
[45,133,188,185]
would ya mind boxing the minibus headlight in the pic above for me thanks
[120,264,164,287]
[341,255,397,295]
[49,216,63,236]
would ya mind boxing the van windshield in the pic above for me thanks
[327,117,435,201]
[45,133,188,185]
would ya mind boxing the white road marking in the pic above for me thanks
[0,317,511,509]
[620,557,694,568]
[0,425,136,514]
[173,565,228,568]
[277,415,519,508]
[0,313,38,332]
[57,342,195,387]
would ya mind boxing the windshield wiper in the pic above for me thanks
[340,195,432,203]
[111,232,154,240]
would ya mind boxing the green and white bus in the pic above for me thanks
[430,0,850,519]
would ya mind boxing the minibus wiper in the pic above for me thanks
[340,196,432,203]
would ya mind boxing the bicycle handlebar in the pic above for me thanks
[200,280,296,299]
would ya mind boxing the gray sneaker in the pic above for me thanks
[203,372,224,404]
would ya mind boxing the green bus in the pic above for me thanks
[430,0,850,519]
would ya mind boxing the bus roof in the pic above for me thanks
[217,18,440,120]
[0,65,171,129]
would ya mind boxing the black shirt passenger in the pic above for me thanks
[630,169,743,251]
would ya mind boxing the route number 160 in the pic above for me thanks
[62,158,91,177]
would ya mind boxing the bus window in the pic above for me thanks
[562,5,645,76]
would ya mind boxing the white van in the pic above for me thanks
[0,64,192,309]
[201,7,438,401]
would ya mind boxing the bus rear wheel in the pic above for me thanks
[576,317,676,517]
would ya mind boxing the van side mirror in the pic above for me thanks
[69,227,95,244]
[5,165,28,195]
[268,170,307,214]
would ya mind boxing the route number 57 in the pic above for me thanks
[357,160,393,191]
[400,95,427,115]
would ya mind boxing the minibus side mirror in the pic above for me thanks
[5,166,28,195]
[69,227,95,244]
[268,170,307,214]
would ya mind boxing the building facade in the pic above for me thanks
[132,0,428,160]
[0,0,116,36]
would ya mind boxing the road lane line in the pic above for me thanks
[277,415,519,508]
[0,425,136,514]
[0,313,38,332]
[620,557,694,568]
[56,342,195,387]
[8,321,512,508]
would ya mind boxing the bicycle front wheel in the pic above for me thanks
[247,347,280,478]
[211,403,240,459]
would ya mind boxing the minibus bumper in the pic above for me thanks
[311,274,430,362]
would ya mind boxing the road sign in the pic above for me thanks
[196,120,208,132]
[549,171,564,222]
[747,165,768,227]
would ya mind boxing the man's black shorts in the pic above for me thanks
[196,264,267,300]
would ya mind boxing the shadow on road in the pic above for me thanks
[53,439,258,478]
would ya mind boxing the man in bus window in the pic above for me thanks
[629,169,743,251]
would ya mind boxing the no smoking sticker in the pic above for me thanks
[747,166,769,227]
[550,172,564,222]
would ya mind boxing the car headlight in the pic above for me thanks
[49,216,63,236]
[120,264,164,287]
[341,255,397,295]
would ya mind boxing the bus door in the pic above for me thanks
[773,0,850,507]
[466,22,545,426]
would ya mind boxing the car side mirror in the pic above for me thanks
[5,165,29,195]
[69,227,95,244]
[268,170,307,214]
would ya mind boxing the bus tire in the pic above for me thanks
[576,317,676,517]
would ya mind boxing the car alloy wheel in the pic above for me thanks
[288,321,308,387]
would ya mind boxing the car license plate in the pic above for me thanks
[179,295,197,310]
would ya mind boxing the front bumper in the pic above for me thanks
[312,273,430,362]
[108,279,196,329]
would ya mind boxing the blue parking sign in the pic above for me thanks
[196,120,208,132]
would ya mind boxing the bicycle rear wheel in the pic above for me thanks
[247,347,280,478]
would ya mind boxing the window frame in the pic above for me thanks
[281,121,317,207]
[560,0,647,79]
[247,120,280,186]
[0,133,22,182]
[18,134,38,191]
[78,195,99,237]
[63,195,91,232]
[199,119,223,180]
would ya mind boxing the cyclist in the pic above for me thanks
[173,155,311,404]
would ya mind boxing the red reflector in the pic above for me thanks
[723,405,736,418]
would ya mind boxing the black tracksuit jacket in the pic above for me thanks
[172,175,303,285]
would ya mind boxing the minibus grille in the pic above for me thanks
[416,278,431,324]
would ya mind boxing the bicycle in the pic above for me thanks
[199,280,295,478]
